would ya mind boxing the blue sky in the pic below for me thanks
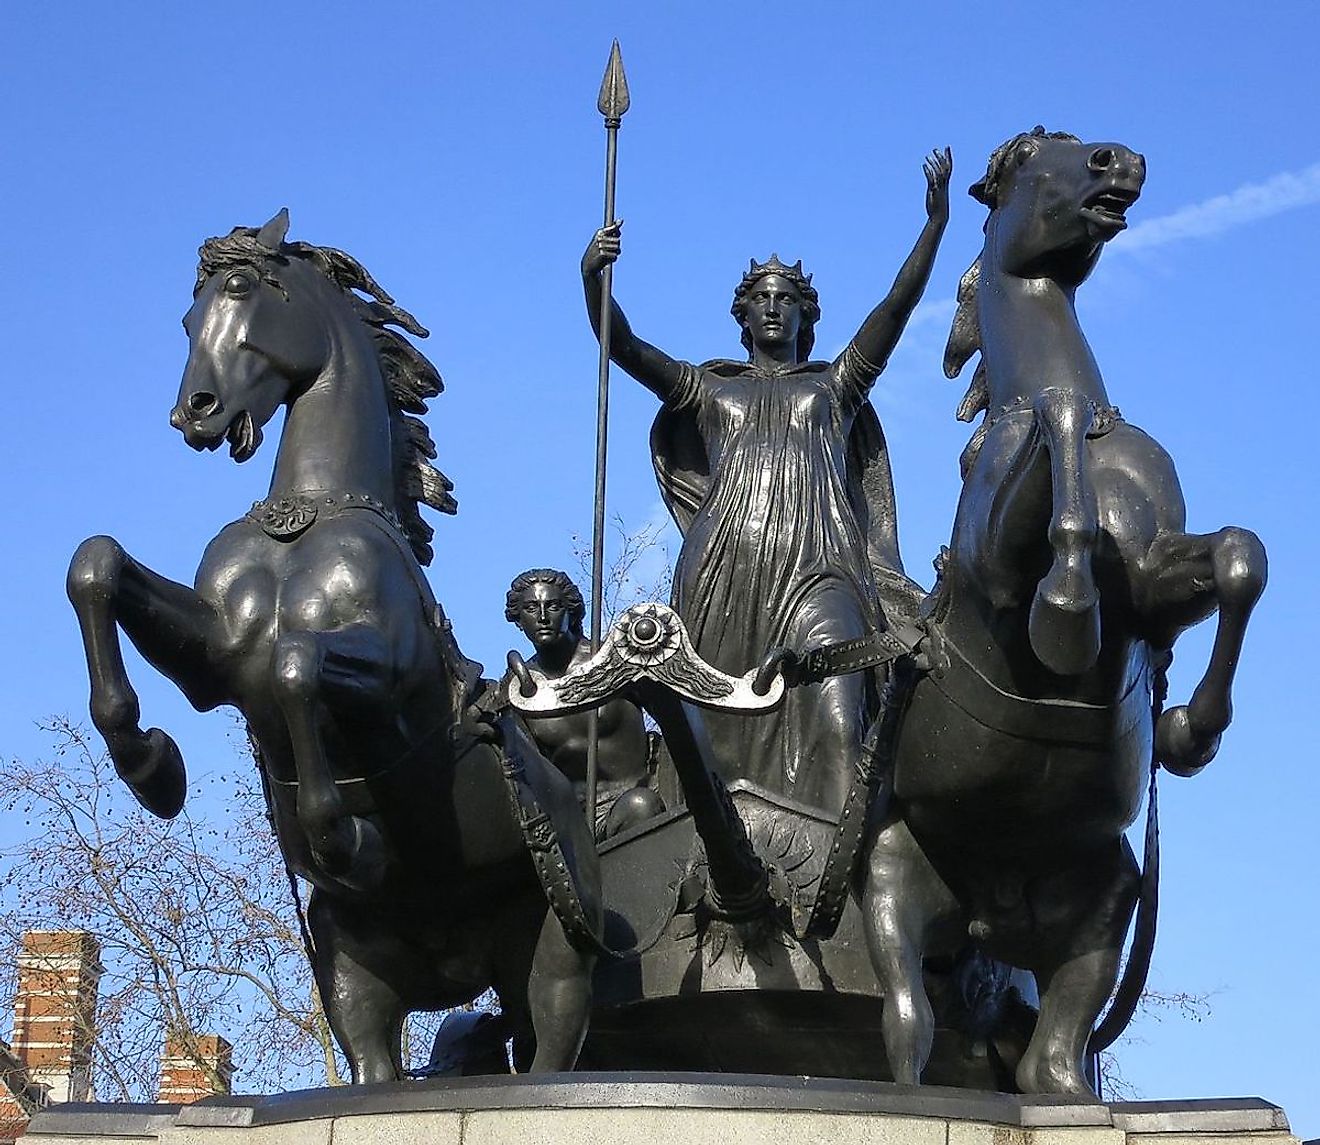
[2,0,1317,1127]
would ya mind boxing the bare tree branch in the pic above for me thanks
[0,719,341,1098]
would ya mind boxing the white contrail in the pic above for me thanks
[1116,160,1320,253]
[851,162,1320,369]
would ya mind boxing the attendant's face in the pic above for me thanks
[516,582,574,649]
[742,274,802,353]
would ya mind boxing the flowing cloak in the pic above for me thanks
[649,357,924,811]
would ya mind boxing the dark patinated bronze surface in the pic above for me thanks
[68,212,601,1084]
[67,119,1266,1098]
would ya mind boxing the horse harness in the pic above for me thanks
[247,489,606,955]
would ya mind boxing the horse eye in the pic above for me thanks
[224,271,254,297]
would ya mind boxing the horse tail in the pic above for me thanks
[1088,752,1160,1054]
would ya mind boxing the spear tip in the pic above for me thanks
[597,39,630,120]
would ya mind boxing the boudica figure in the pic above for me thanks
[504,568,665,838]
[581,150,952,817]
[67,210,603,1083]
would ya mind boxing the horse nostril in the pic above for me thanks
[188,391,221,418]
[1088,147,1115,172]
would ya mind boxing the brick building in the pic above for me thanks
[0,930,233,1142]
[156,1034,233,1105]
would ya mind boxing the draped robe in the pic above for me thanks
[650,349,919,814]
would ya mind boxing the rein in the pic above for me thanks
[928,628,1151,745]
[1089,665,1166,1056]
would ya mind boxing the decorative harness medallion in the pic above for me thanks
[250,495,319,540]
[247,491,406,542]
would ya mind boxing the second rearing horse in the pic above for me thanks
[860,129,1267,1095]
[67,211,599,1082]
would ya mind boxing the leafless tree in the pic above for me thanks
[571,512,674,626]
[0,718,342,1100]
[1098,986,1214,1099]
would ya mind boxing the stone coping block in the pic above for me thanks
[21,1075,1296,1145]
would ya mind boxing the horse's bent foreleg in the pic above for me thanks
[271,626,396,884]
[67,536,225,817]
[861,816,958,1085]
[526,906,595,1072]
[1147,527,1267,776]
[1029,388,1101,676]
[1016,840,1138,1095]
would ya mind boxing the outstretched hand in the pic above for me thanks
[582,220,623,276]
[924,148,953,223]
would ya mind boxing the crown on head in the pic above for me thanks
[741,254,812,291]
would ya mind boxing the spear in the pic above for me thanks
[587,40,630,830]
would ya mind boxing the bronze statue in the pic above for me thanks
[858,130,1267,1094]
[581,150,951,816]
[67,212,602,1082]
[504,568,664,837]
[60,98,1270,1095]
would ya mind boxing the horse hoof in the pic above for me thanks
[1015,1049,1094,1096]
[111,727,187,819]
[1155,706,1219,777]
[1029,590,1100,676]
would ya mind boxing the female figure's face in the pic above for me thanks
[741,273,803,356]
[516,581,575,650]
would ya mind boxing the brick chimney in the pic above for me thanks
[0,931,102,1143]
[157,1033,233,1104]
[7,931,101,1104]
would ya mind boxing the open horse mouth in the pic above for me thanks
[224,410,262,462]
[1080,186,1141,233]
[184,409,262,462]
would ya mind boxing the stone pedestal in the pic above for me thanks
[20,1074,1300,1145]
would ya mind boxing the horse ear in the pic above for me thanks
[256,208,290,250]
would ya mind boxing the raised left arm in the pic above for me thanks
[845,148,952,378]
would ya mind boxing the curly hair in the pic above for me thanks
[504,568,585,636]
[730,255,821,361]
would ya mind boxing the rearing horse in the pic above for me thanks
[860,130,1267,1094]
[67,210,597,1082]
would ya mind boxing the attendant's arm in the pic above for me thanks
[582,222,689,402]
[844,148,953,381]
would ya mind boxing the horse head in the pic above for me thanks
[172,210,330,461]
[971,128,1145,286]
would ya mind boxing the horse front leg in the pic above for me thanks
[1142,527,1267,776]
[1028,388,1102,676]
[270,624,395,886]
[860,815,958,1085]
[67,536,227,818]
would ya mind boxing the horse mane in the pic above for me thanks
[944,127,1084,479]
[197,228,457,566]
[942,255,988,479]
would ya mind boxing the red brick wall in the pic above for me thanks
[157,1033,233,1104]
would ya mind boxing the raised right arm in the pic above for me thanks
[582,222,689,402]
